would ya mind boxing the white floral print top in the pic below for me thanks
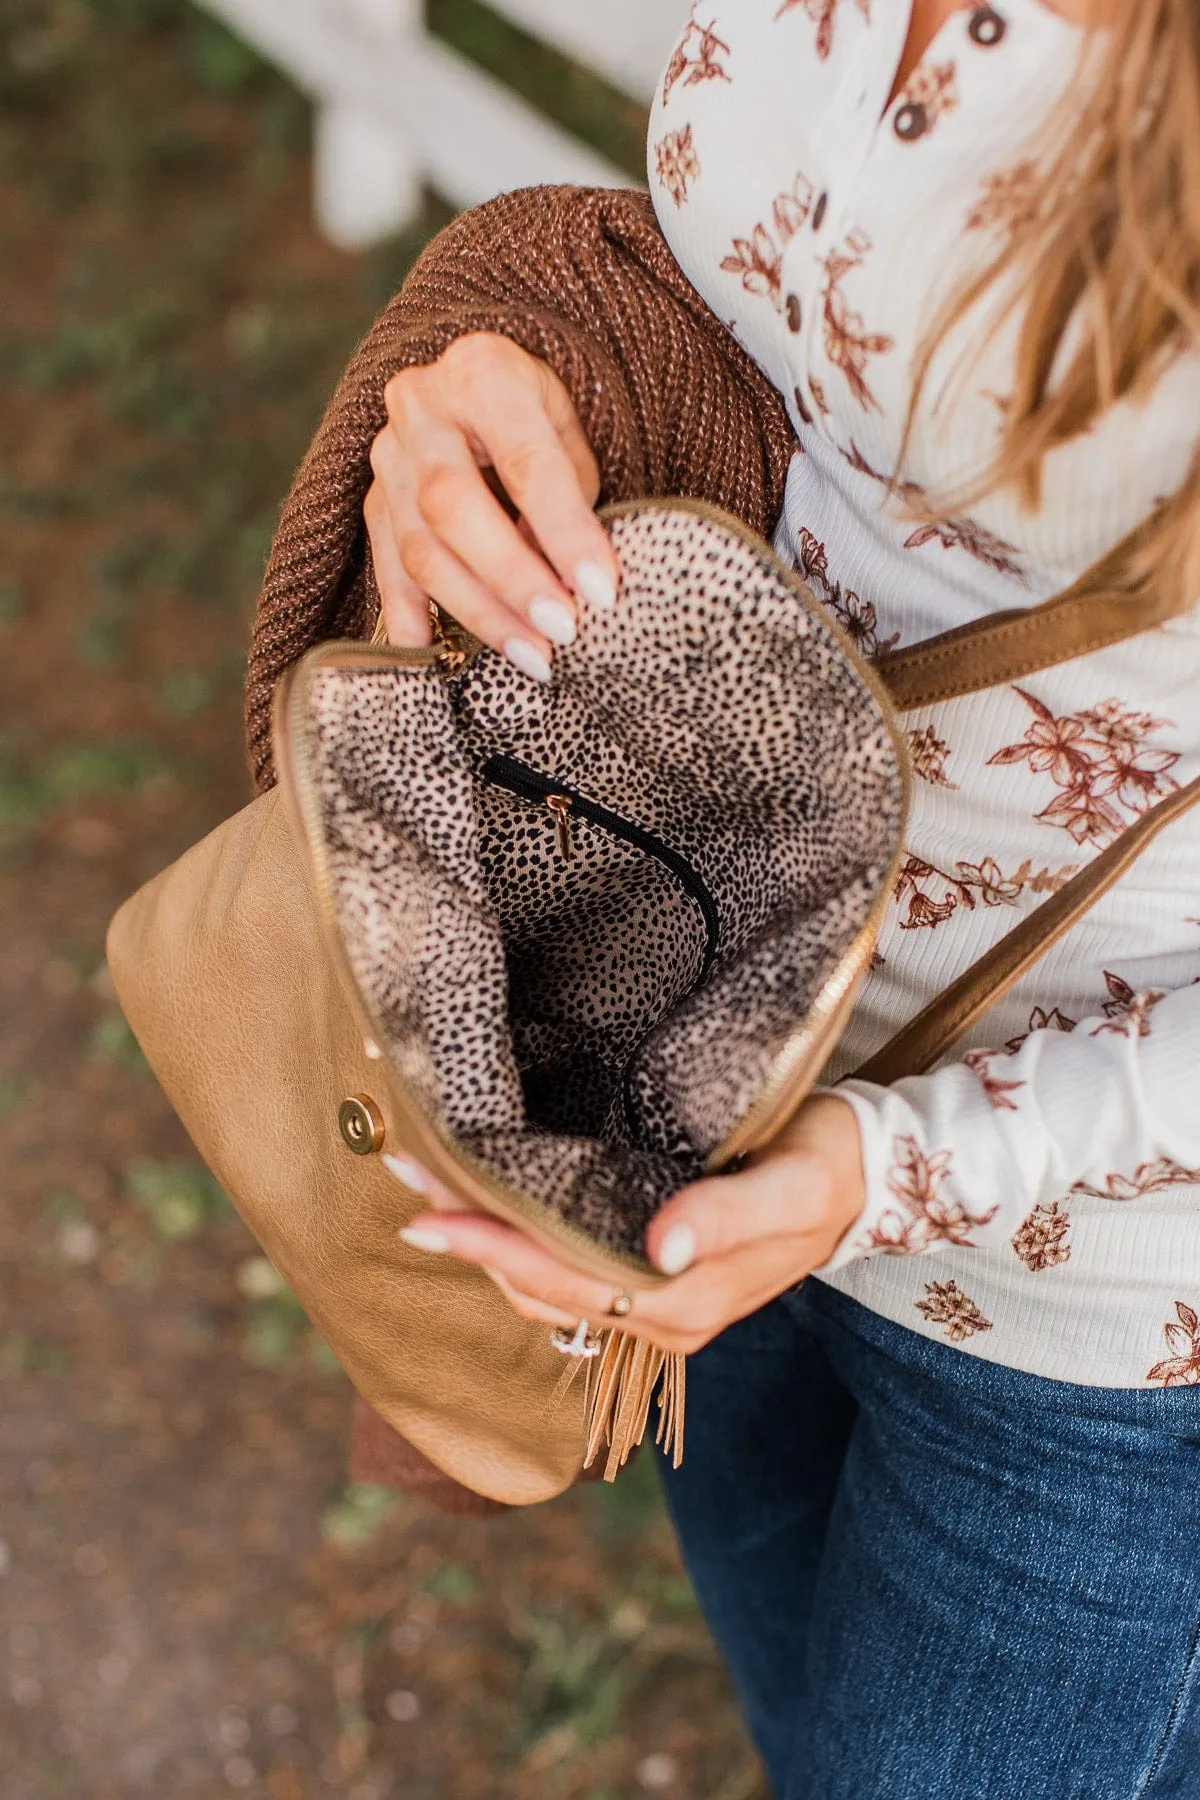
[649,0,1200,1387]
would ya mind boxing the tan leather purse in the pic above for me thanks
[106,501,1200,1508]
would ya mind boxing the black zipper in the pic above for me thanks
[481,753,719,984]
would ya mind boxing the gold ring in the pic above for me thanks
[608,1290,634,1319]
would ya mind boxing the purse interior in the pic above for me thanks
[297,507,906,1258]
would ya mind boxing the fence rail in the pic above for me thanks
[196,0,682,247]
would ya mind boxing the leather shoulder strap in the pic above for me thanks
[854,774,1200,1084]
[873,504,1195,713]
[852,517,1198,1077]
[875,580,1192,712]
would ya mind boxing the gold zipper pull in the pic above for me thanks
[428,599,470,674]
[545,794,574,861]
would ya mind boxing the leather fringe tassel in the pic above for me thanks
[581,1332,686,1482]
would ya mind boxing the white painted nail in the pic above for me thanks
[528,596,577,647]
[398,1226,452,1254]
[657,1225,697,1276]
[363,1037,382,1061]
[382,1154,429,1194]
[574,560,617,610]
[503,638,552,683]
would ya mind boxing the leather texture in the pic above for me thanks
[106,784,588,1506]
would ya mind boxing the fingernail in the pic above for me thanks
[656,1225,697,1276]
[528,596,577,647]
[574,560,617,611]
[398,1226,452,1254]
[382,1154,429,1194]
[503,638,552,683]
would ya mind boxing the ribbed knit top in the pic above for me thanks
[649,0,1200,1386]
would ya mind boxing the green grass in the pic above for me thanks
[0,1331,72,1378]
[0,580,23,630]
[90,1011,150,1072]
[0,736,174,841]
[321,1482,401,1548]
[0,1075,32,1123]
[583,1444,667,1539]
[125,1157,232,1240]
[419,1561,483,1604]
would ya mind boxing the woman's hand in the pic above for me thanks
[387,1095,867,1355]
[365,332,620,679]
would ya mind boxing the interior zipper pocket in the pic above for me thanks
[481,753,720,984]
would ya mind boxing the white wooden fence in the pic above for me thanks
[194,0,684,247]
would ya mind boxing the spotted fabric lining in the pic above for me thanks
[304,506,905,1257]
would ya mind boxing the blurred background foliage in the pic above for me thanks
[0,2,765,1796]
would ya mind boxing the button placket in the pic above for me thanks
[780,229,822,431]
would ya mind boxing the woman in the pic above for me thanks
[361,3,1200,1793]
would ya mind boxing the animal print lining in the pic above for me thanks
[301,506,906,1258]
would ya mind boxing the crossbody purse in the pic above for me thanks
[106,500,1200,1506]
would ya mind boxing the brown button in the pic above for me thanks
[785,292,803,333]
[894,101,928,142]
[812,190,828,232]
[968,6,1006,46]
[793,385,813,427]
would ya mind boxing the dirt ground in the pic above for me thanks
[0,5,764,1796]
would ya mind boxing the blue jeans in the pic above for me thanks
[657,1278,1200,1800]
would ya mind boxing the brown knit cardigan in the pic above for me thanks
[245,184,796,1507]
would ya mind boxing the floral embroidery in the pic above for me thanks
[820,232,894,412]
[915,1280,993,1342]
[662,9,732,104]
[964,1048,1025,1112]
[654,125,701,207]
[1148,1302,1200,1386]
[720,174,814,309]
[775,0,869,61]
[1005,1006,1077,1053]
[966,160,1040,237]
[908,725,958,789]
[795,528,828,584]
[1011,1201,1072,1272]
[808,374,831,416]
[859,1137,998,1255]
[893,854,1076,931]
[901,514,1029,583]
[793,528,898,659]
[988,690,1180,848]
[896,61,959,132]
[826,586,899,659]
[772,174,816,241]
[844,443,1028,582]
[1071,1159,1200,1203]
[1090,971,1166,1039]
[721,228,784,307]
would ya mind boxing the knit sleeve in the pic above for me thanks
[816,979,1200,1272]
[245,185,796,791]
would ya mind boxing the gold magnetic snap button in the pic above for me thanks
[338,1095,385,1156]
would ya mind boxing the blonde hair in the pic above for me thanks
[909,0,1200,610]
